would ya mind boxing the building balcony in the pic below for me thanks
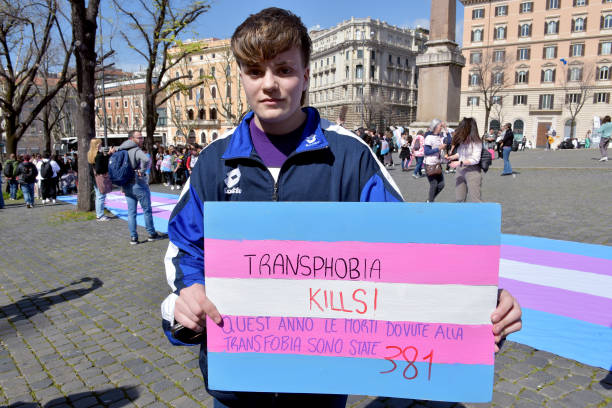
[529,104,563,115]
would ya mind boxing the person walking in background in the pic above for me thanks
[411,130,425,179]
[15,155,38,208]
[3,153,19,200]
[484,129,497,159]
[39,153,60,204]
[585,129,592,149]
[381,132,391,167]
[424,119,446,202]
[399,133,411,171]
[160,148,174,188]
[446,118,483,202]
[88,139,114,221]
[117,130,165,244]
[501,122,514,176]
[596,115,611,161]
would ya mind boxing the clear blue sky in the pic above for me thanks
[106,0,464,71]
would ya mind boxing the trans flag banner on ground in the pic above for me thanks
[203,202,501,402]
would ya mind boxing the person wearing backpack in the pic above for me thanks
[15,155,38,208]
[116,130,165,245]
[3,154,19,200]
[38,153,60,204]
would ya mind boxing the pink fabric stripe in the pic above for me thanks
[499,277,612,327]
[204,239,499,285]
[207,316,494,365]
[104,197,172,220]
[501,245,612,277]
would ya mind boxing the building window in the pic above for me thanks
[472,8,485,19]
[188,88,193,101]
[517,48,531,60]
[539,94,554,108]
[600,41,612,55]
[546,20,559,34]
[188,70,193,79]
[210,107,217,120]
[594,92,610,103]
[493,50,505,62]
[107,101,111,108]
[187,109,194,120]
[516,70,529,84]
[519,23,532,37]
[520,2,533,13]
[513,95,528,105]
[469,73,481,86]
[495,5,508,16]
[123,100,128,108]
[211,87,216,98]
[115,101,119,108]
[355,65,363,79]
[566,93,581,104]
[356,85,363,98]
[574,0,586,5]
[568,67,583,81]
[124,116,128,126]
[470,52,482,64]
[491,95,503,105]
[357,49,363,59]
[467,96,480,106]
[570,43,585,56]
[370,65,375,79]
[346,51,350,60]
[542,69,555,82]
[572,17,586,32]
[602,15,612,29]
[472,29,483,42]
[597,66,610,80]
[198,109,205,120]
[494,26,507,40]
[492,71,504,85]
[345,66,349,78]
[547,0,559,9]
[544,45,557,59]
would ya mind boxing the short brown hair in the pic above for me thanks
[231,8,311,68]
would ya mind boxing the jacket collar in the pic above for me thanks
[221,107,329,160]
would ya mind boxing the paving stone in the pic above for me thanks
[169,395,201,408]
[565,374,592,388]
[538,385,569,400]
[157,387,184,402]
[560,389,605,406]
[518,389,547,404]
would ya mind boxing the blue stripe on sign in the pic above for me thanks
[204,202,501,245]
[506,308,612,370]
[207,352,493,402]
[501,234,612,261]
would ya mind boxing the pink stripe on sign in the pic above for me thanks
[207,316,494,365]
[204,239,499,285]
[501,245,612,277]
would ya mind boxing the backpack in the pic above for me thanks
[21,162,37,183]
[108,149,135,186]
[41,161,54,179]
[413,138,421,151]
[3,161,14,177]
[480,145,492,173]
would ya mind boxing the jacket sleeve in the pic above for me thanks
[358,147,403,202]
[161,180,206,345]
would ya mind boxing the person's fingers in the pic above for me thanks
[174,296,206,331]
[491,289,514,323]
[200,287,222,324]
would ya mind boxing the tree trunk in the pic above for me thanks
[71,0,100,211]
[484,109,491,133]
[145,91,160,183]
[4,116,18,155]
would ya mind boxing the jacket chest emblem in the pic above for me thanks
[224,168,242,195]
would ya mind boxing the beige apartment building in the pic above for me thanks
[460,0,612,147]
[166,38,248,146]
[309,18,428,131]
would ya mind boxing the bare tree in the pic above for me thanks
[560,62,594,139]
[0,0,76,155]
[203,50,247,127]
[362,88,388,130]
[490,95,506,129]
[70,0,113,211]
[467,49,515,133]
[113,0,209,182]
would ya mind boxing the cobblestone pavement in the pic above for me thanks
[0,148,610,408]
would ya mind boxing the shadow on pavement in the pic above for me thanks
[365,397,469,407]
[0,277,103,323]
[7,385,139,407]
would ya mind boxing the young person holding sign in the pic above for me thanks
[161,8,522,407]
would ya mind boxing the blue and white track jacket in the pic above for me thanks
[161,107,403,345]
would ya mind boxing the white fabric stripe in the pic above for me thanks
[500,259,612,299]
[164,242,180,291]
[161,293,178,323]
[177,178,191,201]
[321,119,403,198]
[206,278,497,325]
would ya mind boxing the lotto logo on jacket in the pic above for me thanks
[224,168,242,195]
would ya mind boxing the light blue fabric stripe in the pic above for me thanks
[204,202,501,245]
[208,352,493,402]
[501,234,612,261]
[507,308,612,370]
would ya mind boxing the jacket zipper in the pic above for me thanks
[272,182,279,201]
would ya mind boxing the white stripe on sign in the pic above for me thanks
[205,278,498,325]
[500,259,612,299]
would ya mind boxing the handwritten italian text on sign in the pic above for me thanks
[205,202,501,402]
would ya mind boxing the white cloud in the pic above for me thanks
[409,18,430,30]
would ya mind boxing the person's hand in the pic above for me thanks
[449,160,460,169]
[491,289,522,352]
[174,283,221,332]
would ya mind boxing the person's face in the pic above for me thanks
[133,132,144,147]
[240,47,309,133]
[433,123,442,134]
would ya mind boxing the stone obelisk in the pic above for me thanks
[412,0,465,128]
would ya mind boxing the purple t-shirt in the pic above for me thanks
[249,119,305,168]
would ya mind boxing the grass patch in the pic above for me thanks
[47,210,96,226]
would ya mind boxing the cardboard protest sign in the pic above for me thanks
[205,202,500,402]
